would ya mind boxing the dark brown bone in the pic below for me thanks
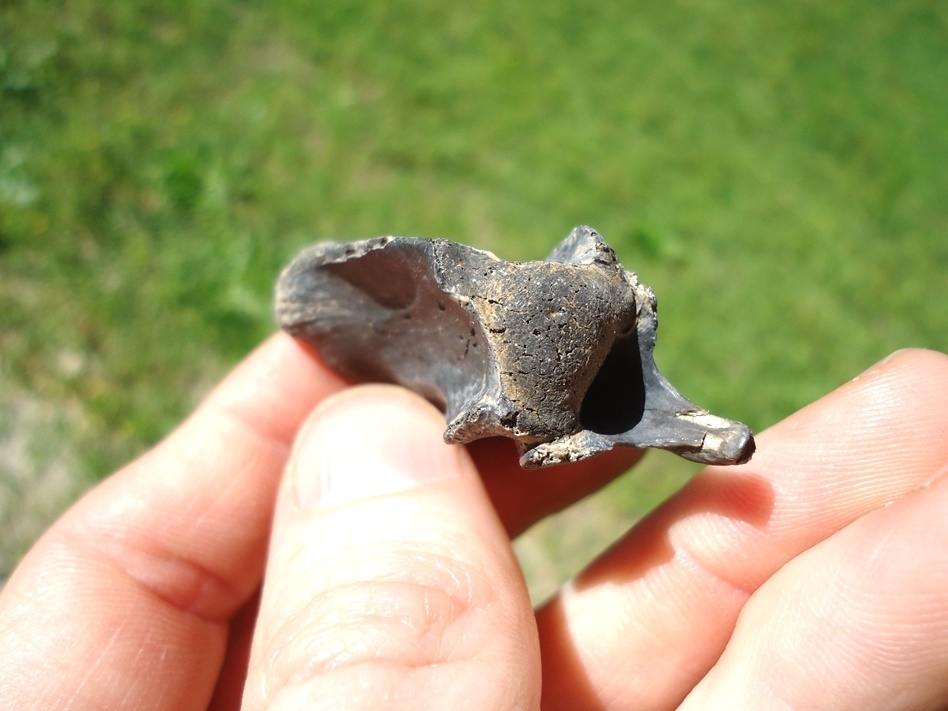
[275,226,755,468]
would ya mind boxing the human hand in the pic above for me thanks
[0,336,946,710]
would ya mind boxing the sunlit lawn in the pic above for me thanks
[2,0,946,592]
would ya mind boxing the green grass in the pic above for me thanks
[2,0,946,585]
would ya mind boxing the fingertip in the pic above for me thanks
[851,347,948,387]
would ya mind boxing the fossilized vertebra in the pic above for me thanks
[275,226,755,468]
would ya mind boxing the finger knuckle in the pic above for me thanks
[260,546,500,692]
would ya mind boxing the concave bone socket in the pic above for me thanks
[275,225,755,469]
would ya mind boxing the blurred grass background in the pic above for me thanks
[2,0,946,597]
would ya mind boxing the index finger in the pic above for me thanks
[0,333,345,711]
[536,349,948,710]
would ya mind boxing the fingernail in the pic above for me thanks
[291,386,463,510]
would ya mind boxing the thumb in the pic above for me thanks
[243,385,540,711]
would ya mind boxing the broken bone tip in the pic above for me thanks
[680,423,756,465]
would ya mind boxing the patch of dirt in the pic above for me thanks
[0,380,91,585]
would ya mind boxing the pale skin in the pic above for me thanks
[1,334,947,710]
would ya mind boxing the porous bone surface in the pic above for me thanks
[276,226,755,468]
